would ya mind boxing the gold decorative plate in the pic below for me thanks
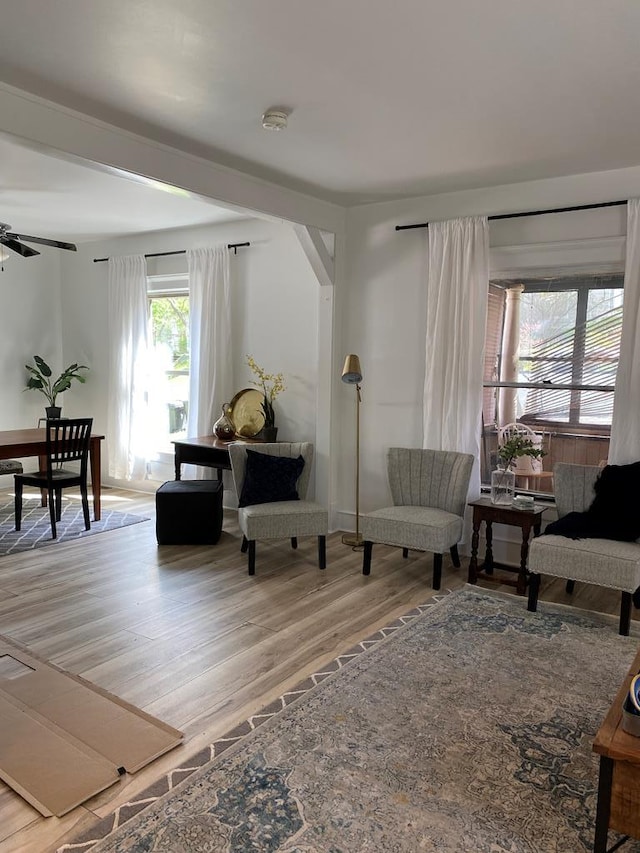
[228,388,265,437]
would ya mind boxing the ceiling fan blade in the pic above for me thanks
[0,237,40,257]
[7,232,77,252]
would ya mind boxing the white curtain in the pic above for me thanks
[187,247,233,439]
[107,255,149,480]
[422,216,489,498]
[610,198,640,464]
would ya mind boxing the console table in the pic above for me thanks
[593,645,640,852]
[172,435,264,481]
[467,497,547,595]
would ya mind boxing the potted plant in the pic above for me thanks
[24,355,89,418]
[246,355,285,441]
[492,433,546,505]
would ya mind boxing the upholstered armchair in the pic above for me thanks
[527,463,640,635]
[361,447,474,589]
[229,441,328,576]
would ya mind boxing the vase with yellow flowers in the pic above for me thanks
[246,355,286,441]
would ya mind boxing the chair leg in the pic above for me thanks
[633,586,640,610]
[247,540,256,576]
[402,548,409,559]
[48,488,57,539]
[14,480,23,531]
[566,579,575,595]
[432,553,442,590]
[291,537,298,549]
[527,572,540,612]
[620,592,632,636]
[55,489,62,522]
[81,485,91,531]
[241,535,249,553]
[363,541,373,575]
[318,535,326,570]
[450,544,461,568]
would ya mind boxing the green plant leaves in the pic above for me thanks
[497,434,546,469]
[24,356,89,405]
[33,355,52,377]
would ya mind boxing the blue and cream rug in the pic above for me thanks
[62,588,640,852]
[0,498,148,555]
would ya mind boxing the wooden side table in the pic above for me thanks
[467,497,547,595]
[593,646,640,852]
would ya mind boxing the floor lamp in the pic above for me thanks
[341,354,363,547]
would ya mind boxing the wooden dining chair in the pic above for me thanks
[14,417,93,539]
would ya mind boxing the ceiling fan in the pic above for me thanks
[0,222,77,258]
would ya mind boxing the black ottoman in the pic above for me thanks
[155,480,224,545]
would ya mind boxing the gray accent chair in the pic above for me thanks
[229,442,328,576]
[0,460,23,475]
[361,448,474,589]
[527,463,640,635]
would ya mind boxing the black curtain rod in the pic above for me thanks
[93,242,250,262]
[395,200,627,231]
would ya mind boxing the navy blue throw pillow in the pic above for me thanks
[238,450,305,507]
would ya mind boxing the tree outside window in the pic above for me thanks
[148,293,190,451]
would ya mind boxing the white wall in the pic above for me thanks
[0,249,65,431]
[59,216,320,494]
[337,166,640,560]
[0,248,65,483]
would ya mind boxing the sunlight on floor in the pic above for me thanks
[7,491,136,505]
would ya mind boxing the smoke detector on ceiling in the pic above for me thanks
[262,108,289,131]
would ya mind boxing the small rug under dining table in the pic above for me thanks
[62,587,640,853]
[0,498,148,555]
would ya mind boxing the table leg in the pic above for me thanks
[174,448,182,480]
[468,516,481,583]
[484,521,494,574]
[89,439,101,521]
[517,526,533,595]
[594,755,613,852]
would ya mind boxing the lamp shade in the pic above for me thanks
[341,354,362,384]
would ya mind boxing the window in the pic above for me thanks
[147,275,190,453]
[481,273,624,492]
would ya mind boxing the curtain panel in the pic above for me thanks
[106,255,149,480]
[186,247,233,440]
[610,198,640,464]
[422,216,489,499]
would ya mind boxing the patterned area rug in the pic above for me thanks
[63,588,640,853]
[0,498,148,555]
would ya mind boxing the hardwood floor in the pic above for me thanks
[0,486,636,853]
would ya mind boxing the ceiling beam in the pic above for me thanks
[0,83,346,235]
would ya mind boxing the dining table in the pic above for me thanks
[0,428,105,520]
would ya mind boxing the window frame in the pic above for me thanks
[483,272,623,433]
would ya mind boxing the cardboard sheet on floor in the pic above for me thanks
[0,637,183,817]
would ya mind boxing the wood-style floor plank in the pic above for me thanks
[0,485,636,853]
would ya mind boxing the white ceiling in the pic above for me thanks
[1,0,640,240]
[0,134,246,244]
